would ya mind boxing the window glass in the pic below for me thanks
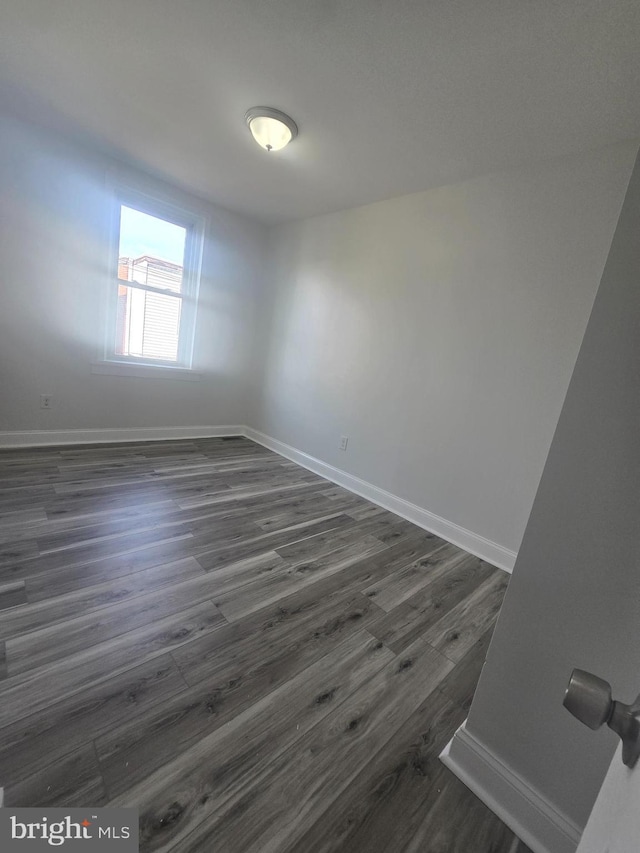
[117,206,186,291]
[114,204,190,363]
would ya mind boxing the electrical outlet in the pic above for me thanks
[40,395,53,410]
[339,435,349,451]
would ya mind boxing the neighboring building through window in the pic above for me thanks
[107,197,203,368]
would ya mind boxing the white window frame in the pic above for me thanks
[103,187,204,370]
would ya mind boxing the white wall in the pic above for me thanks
[0,116,266,434]
[453,145,640,844]
[252,141,638,557]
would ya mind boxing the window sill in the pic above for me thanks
[91,361,202,381]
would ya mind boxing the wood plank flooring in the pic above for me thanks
[0,437,529,852]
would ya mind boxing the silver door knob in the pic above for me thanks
[563,669,640,768]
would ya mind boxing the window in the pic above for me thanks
[105,192,203,369]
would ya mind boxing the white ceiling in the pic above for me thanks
[1,0,640,223]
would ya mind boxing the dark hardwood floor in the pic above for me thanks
[0,437,529,852]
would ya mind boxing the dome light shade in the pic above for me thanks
[245,107,298,152]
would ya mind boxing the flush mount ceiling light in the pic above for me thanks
[245,107,298,152]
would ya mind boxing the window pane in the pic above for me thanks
[117,205,186,294]
[115,284,181,362]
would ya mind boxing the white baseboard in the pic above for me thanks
[244,427,517,572]
[441,723,581,853]
[0,425,244,449]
